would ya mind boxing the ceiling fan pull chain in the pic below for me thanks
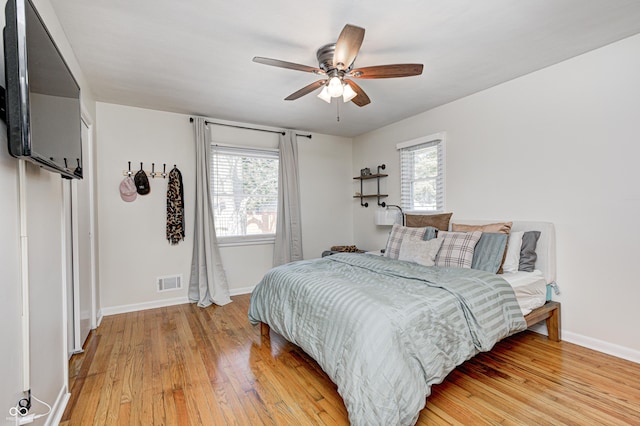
[336,99,340,122]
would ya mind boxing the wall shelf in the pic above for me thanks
[354,164,388,207]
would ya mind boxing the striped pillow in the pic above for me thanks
[472,233,508,273]
[435,231,483,268]
[384,224,428,259]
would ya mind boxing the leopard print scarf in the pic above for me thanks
[166,167,184,245]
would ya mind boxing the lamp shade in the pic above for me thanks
[375,208,399,226]
[342,83,357,102]
[327,76,344,97]
[317,86,332,103]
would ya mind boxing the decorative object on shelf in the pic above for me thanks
[375,204,405,226]
[353,164,388,207]
[360,167,371,176]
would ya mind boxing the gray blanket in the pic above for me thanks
[248,253,526,425]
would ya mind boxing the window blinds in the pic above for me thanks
[398,135,445,212]
[210,144,279,238]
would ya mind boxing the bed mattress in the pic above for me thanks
[501,270,547,316]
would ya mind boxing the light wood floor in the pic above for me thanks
[61,294,640,425]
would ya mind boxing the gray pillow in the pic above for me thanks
[471,233,508,273]
[519,231,541,272]
[422,226,439,241]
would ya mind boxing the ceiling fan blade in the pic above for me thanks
[348,64,424,79]
[253,57,325,75]
[284,80,327,100]
[333,24,365,70]
[344,79,371,107]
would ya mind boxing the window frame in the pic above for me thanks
[210,143,279,246]
[396,132,446,214]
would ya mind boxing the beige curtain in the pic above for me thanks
[188,118,232,307]
[273,131,303,266]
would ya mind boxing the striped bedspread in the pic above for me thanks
[248,253,526,425]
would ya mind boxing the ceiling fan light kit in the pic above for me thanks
[317,86,332,103]
[253,24,424,108]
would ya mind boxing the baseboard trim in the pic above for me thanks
[562,331,640,364]
[230,285,255,296]
[527,323,639,364]
[46,385,70,426]
[100,288,256,318]
[100,296,190,317]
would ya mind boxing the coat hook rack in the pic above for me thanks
[122,161,169,178]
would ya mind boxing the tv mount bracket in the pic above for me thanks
[0,86,5,124]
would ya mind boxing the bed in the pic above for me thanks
[248,219,560,425]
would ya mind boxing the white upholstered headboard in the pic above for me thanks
[451,220,556,284]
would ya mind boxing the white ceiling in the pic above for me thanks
[50,0,640,138]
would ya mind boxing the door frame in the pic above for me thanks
[67,106,97,355]
[80,107,98,332]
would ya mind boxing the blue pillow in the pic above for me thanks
[471,233,508,273]
[422,226,439,241]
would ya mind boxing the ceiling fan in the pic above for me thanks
[253,24,423,107]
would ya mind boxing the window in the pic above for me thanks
[210,144,279,243]
[397,133,445,212]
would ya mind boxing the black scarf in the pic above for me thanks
[166,167,185,245]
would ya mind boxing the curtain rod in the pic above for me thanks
[189,117,312,139]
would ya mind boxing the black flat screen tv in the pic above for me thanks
[3,0,82,179]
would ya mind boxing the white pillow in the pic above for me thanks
[398,236,443,266]
[503,231,525,272]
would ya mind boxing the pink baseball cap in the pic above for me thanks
[119,176,137,202]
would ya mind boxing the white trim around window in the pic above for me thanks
[397,132,446,213]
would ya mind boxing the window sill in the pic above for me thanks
[217,236,275,248]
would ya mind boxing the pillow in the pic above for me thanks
[451,221,513,234]
[435,231,483,268]
[452,222,513,273]
[398,236,443,267]
[422,226,438,241]
[502,231,524,272]
[405,212,453,231]
[471,233,508,274]
[519,231,541,272]
[384,224,428,259]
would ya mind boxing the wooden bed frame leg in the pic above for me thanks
[260,322,270,338]
[546,303,561,342]
[524,301,561,342]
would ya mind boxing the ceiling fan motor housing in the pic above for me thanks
[317,43,351,77]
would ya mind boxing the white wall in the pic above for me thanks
[95,103,195,312]
[0,0,97,422]
[0,106,23,422]
[96,103,353,312]
[353,34,640,360]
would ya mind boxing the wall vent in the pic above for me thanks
[157,274,182,292]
